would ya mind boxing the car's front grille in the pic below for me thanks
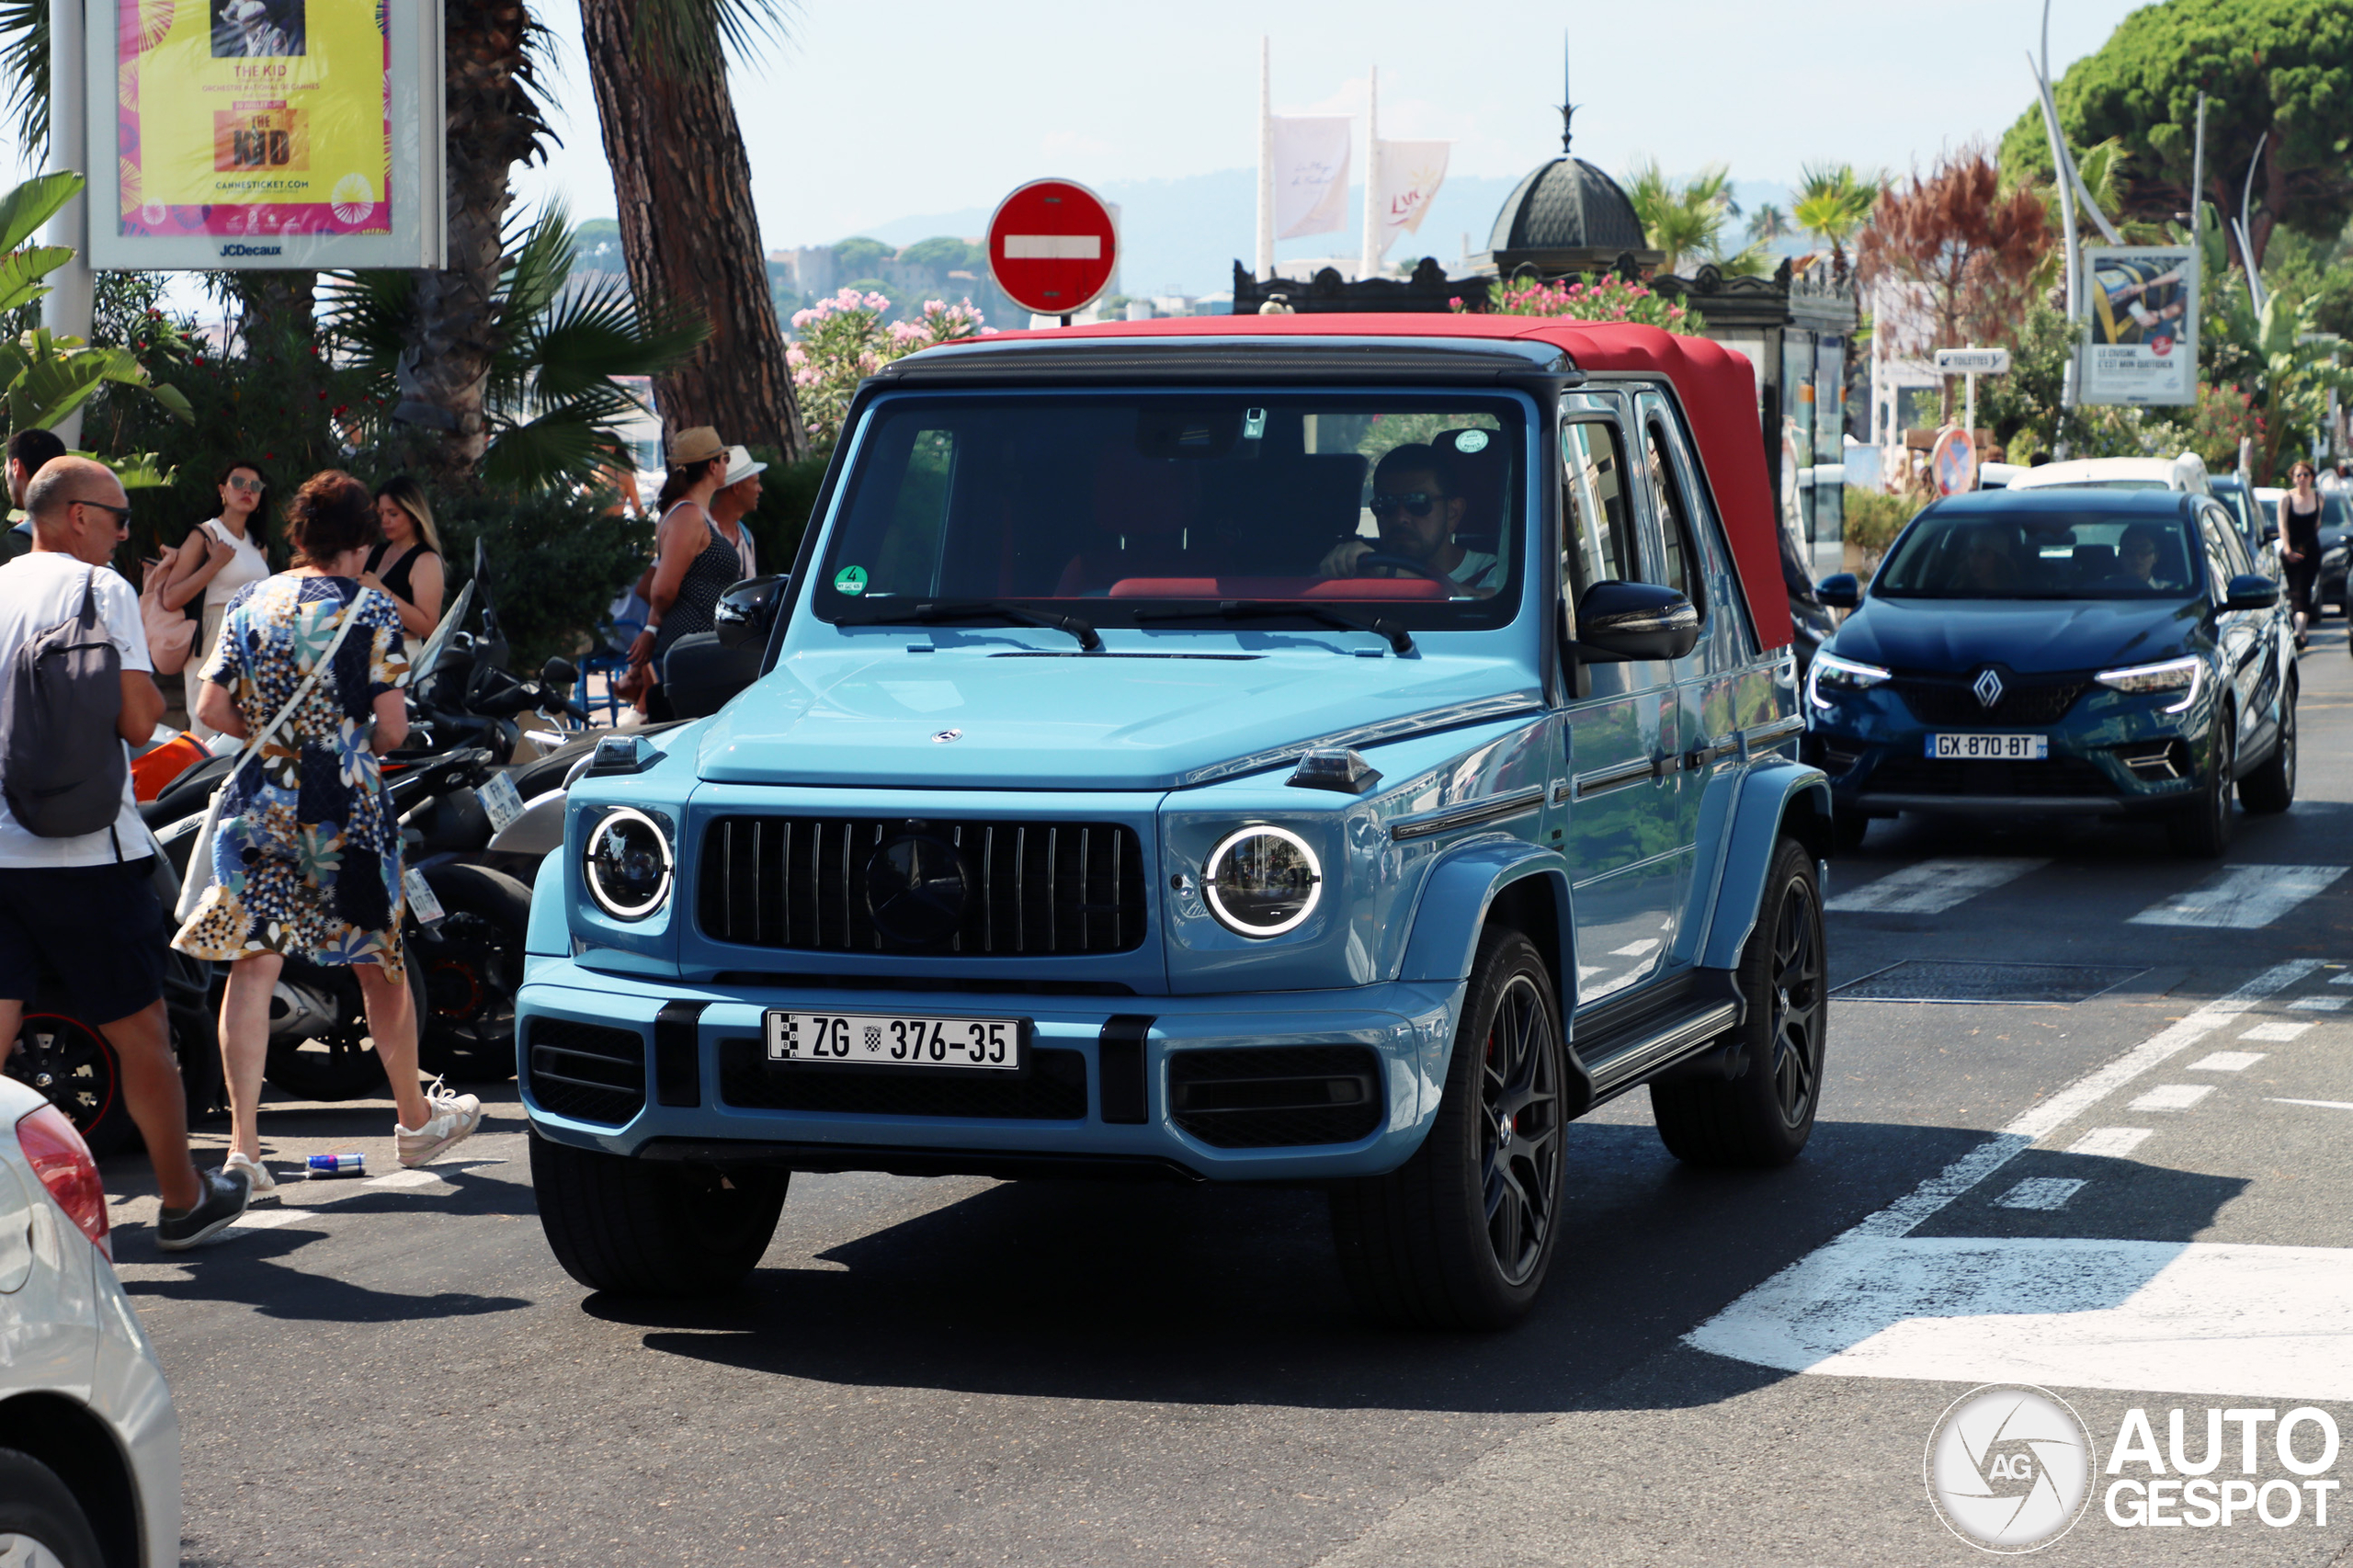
[699,816,1147,956]
[1865,756,2115,798]
[1167,1046,1385,1147]
[1891,676,2087,727]
[527,1018,645,1125]
[715,1038,1088,1119]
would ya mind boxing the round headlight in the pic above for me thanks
[583,807,672,920]
[1203,825,1322,937]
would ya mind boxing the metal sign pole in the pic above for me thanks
[43,0,92,448]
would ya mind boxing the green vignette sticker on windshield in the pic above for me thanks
[834,565,869,597]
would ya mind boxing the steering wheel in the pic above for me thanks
[1348,551,1465,596]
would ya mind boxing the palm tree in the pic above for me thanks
[1792,163,1882,268]
[1746,204,1790,244]
[1625,159,1739,276]
[324,203,706,493]
[575,0,810,460]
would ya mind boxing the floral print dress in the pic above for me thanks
[173,574,410,977]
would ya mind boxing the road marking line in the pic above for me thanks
[2189,1051,2265,1071]
[2290,996,2348,1011]
[1995,1177,2086,1210]
[2243,1021,2313,1041]
[1608,938,1659,957]
[224,1208,303,1233]
[1823,857,2047,915]
[1688,960,2323,1384]
[2068,1127,2154,1157]
[2128,1083,2215,1111]
[2269,1098,2353,1112]
[1687,1238,2353,1400]
[2128,864,2348,929]
[368,1168,441,1188]
[2333,971,2353,985]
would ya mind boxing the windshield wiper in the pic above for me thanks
[1133,599,1415,654]
[839,599,1101,651]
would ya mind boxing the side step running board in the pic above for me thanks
[1570,999,1743,1112]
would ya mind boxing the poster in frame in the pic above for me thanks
[2081,245,2199,407]
[85,0,443,270]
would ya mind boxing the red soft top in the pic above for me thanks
[963,313,1792,650]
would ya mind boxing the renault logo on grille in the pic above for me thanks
[863,832,971,947]
[1972,669,2006,710]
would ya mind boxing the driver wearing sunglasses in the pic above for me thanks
[1317,443,1500,597]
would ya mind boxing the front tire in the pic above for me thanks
[3,1013,133,1158]
[2167,710,2236,857]
[2239,687,2296,814]
[1329,926,1566,1330]
[0,1447,105,1568]
[530,1131,789,1297]
[1651,835,1826,1167]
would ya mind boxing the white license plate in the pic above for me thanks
[478,771,526,833]
[763,1011,1023,1071]
[1928,733,2050,760]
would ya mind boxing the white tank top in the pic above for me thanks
[198,517,269,613]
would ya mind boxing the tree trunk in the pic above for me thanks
[405,0,544,493]
[576,0,810,462]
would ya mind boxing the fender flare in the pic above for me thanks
[1397,838,1572,985]
[525,847,567,958]
[1696,761,1831,971]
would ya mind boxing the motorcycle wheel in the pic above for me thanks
[5,1011,136,1158]
[260,958,431,1103]
[413,863,531,1084]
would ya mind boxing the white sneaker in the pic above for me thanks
[223,1152,278,1200]
[396,1079,483,1168]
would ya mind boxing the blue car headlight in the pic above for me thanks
[583,807,674,920]
[1806,651,1891,711]
[1203,824,1323,937]
[2095,656,2201,715]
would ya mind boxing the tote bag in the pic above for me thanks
[139,545,196,676]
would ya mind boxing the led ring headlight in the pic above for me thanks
[583,807,672,920]
[1203,824,1322,937]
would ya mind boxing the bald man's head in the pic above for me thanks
[25,457,131,565]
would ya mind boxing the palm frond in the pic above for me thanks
[516,272,707,403]
[0,171,80,253]
[634,0,793,74]
[499,201,575,329]
[480,404,625,494]
[0,0,46,164]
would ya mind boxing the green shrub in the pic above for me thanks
[742,449,829,574]
[1843,486,1925,559]
[435,489,652,671]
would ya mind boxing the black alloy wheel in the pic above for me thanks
[1328,926,1568,1329]
[1652,835,1827,1167]
[1479,971,1564,1288]
[2239,685,2297,815]
[2168,710,2235,857]
[4,1014,133,1157]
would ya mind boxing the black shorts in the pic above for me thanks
[0,860,166,1025]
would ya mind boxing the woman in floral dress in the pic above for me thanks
[174,471,482,1192]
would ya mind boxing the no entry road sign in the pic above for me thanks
[987,178,1118,319]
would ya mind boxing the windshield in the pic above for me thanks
[1876,510,2206,599]
[810,392,1527,631]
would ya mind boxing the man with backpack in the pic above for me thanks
[0,457,247,1248]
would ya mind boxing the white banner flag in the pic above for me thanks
[1373,139,1450,259]
[1271,116,1353,240]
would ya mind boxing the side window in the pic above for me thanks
[1560,419,1638,602]
[2196,508,2235,599]
[2207,505,2254,578]
[1643,419,1706,618]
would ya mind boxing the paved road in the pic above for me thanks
[108,630,2353,1567]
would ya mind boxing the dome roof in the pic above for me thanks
[1486,156,1647,256]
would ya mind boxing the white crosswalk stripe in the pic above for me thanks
[2128,863,2349,929]
[1823,857,2048,915]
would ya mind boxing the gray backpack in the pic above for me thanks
[1,567,127,837]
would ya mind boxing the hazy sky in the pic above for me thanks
[515,0,2150,248]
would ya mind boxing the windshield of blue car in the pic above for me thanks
[809,392,1528,631]
[1874,511,2207,599]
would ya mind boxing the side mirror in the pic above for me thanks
[538,656,577,692]
[2263,524,2280,543]
[714,574,789,650]
[1570,580,1700,663]
[1815,572,1861,610]
[2224,573,2280,611]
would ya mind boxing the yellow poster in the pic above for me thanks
[116,0,391,239]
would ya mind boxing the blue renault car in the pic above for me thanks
[517,316,1834,1328]
[1805,488,2295,856]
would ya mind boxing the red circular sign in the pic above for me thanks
[987,178,1118,318]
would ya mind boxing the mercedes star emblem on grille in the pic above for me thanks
[931,728,961,743]
[863,832,972,947]
[1972,669,2005,710]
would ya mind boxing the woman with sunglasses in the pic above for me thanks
[2279,460,2322,650]
[160,460,272,735]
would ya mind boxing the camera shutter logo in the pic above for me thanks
[1925,1384,2092,1552]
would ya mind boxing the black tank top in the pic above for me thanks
[2286,495,2323,557]
[654,506,741,656]
[363,541,437,607]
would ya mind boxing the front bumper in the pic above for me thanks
[517,959,1465,1182]
[1805,684,2209,818]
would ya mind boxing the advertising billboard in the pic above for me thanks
[2081,245,2199,406]
[86,0,443,270]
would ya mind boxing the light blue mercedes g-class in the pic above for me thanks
[517,315,1829,1328]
